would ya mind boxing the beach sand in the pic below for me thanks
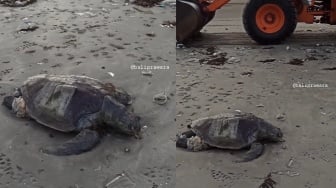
[177,3,336,188]
[0,0,175,187]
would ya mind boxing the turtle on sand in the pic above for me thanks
[3,74,141,156]
[176,112,283,162]
[0,0,36,7]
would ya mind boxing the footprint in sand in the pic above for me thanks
[210,169,234,184]
[210,169,248,187]
[0,153,40,187]
[142,166,173,187]
[16,41,38,51]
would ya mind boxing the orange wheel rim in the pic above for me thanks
[256,4,285,34]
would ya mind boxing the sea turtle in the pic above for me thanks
[2,74,141,156]
[0,0,36,7]
[176,112,283,162]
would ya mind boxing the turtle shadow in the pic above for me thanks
[202,147,247,160]
[0,106,64,138]
[1,102,144,152]
[28,121,138,141]
[209,148,245,155]
[29,121,142,156]
[24,119,74,140]
[177,142,283,162]
[175,145,245,155]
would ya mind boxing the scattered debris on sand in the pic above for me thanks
[109,43,125,50]
[107,72,115,77]
[17,20,38,32]
[133,0,163,7]
[124,147,130,153]
[105,173,125,187]
[287,58,304,66]
[287,157,294,168]
[199,52,228,65]
[322,67,336,71]
[133,6,154,14]
[0,0,36,7]
[227,56,240,64]
[161,20,176,28]
[74,11,97,18]
[259,58,276,63]
[146,32,156,37]
[241,71,253,76]
[259,173,276,188]
[153,92,168,105]
[176,43,186,49]
[205,46,216,55]
[273,170,300,177]
[141,70,153,76]
[276,113,286,121]
[158,0,176,7]
[305,55,318,61]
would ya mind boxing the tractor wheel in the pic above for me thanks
[191,1,216,38]
[205,11,216,25]
[243,0,297,44]
[200,2,216,31]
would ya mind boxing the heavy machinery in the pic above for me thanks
[177,0,336,44]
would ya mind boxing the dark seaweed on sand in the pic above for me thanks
[133,0,163,7]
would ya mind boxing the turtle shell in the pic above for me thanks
[21,74,119,132]
[190,113,260,149]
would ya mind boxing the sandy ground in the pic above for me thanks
[177,3,336,188]
[0,0,175,188]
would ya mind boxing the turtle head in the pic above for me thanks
[3,96,27,118]
[258,120,284,142]
[3,88,23,110]
[102,96,141,138]
[114,89,133,106]
[105,113,142,138]
[128,115,142,139]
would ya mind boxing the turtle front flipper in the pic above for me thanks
[176,130,196,149]
[41,129,100,156]
[3,96,14,110]
[235,142,264,162]
[176,136,188,149]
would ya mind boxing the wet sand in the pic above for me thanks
[0,0,175,187]
[177,3,336,188]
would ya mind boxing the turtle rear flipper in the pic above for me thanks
[41,129,100,156]
[235,142,264,162]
